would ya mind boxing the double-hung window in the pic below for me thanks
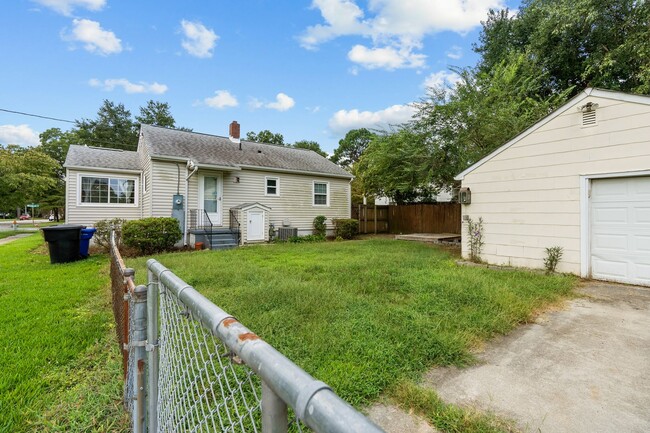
[265,177,279,196]
[80,175,136,205]
[313,181,329,206]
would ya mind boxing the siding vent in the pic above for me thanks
[579,102,599,127]
[582,110,597,126]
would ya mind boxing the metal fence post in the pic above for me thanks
[132,284,148,433]
[262,381,288,433]
[147,269,159,433]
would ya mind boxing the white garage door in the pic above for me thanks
[590,176,650,286]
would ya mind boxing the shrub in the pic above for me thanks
[313,215,327,237]
[287,234,326,243]
[94,218,127,251]
[332,218,359,240]
[122,217,182,255]
[466,216,484,263]
[543,246,564,273]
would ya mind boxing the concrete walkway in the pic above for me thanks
[0,233,34,246]
[369,282,650,433]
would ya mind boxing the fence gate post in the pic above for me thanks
[261,381,288,433]
[132,284,148,433]
[147,269,159,433]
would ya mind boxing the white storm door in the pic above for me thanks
[590,176,650,286]
[199,174,222,225]
[247,210,264,241]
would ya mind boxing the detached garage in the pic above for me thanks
[456,88,650,286]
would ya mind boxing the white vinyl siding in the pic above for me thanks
[460,95,650,275]
[220,170,349,236]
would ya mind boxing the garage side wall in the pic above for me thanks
[460,95,650,274]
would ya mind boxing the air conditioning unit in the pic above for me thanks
[277,227,298,241]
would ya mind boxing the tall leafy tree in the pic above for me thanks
[245,130,285,145]
[475,0,650,95]
[75,100,139,151]
[136,100,177,128]
[292,140,327,157]
[330,128,377,168]
[357,128,439,204]
[0,145,59,216]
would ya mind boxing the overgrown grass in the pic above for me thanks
[130,239,576,409]
[0,234,127,433]
[390,380,517,433]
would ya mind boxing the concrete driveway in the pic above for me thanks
[421,281,650,433]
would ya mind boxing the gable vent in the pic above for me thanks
[582,110,597,126]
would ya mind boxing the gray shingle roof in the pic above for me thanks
[141,124,352,178]
[64,145,141,171]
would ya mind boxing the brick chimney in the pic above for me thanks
[229,121,240,143]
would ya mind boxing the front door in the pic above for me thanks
[247,209,264,241]
[199,175,222,225]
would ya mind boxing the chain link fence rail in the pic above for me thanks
[109,232,385,433]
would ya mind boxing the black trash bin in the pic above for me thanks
[42,225,84,264]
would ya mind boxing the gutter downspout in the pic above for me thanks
[184,160,198,246]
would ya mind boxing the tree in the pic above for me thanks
[292,140,327,157]
[136,100,177,128]
[330,128,377,168]
[356,128,439,204]
[475,0,650,95]
[245,130,285,145]
[0,145,59,216]
[75,100,139,151]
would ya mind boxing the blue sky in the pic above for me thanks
[0,0,519,154]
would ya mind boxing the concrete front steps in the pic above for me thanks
[192,228,239,251]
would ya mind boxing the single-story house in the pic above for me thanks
[456,88,650,286]
[63,122,353,248]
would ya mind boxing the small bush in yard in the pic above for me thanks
[94,218,126,251]
[544,246,564,273]
[287,234,325,243]
[313,215,327,237]
[122,217,182,255]
[466,216,484,262]
[332,218,359,240]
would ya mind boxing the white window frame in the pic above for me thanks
[265,176,280,196]
[313,181,329,207]
[77,173,139,207]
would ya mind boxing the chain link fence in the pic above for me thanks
[110,233,384,433]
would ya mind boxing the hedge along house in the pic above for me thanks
[455,88,650,286]
[64,122,353,249]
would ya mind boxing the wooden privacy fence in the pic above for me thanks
[353,203,461,235]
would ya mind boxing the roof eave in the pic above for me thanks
[64,165,142,174]
[237,164,353,179]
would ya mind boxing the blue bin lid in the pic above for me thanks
[81,227,97,234]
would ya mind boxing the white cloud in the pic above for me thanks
[0,124,40,147]
[248,98,264,109]
[348,44,425,69]
[204,90,238,109]
[328,104,416,135]
[180,20,218,58]
[32,0,105,16]
[422,70,462,89]
[446,45,462,60]
[300,0,370,49]
[265,93,295,111]
[89,78,168,94]
[63,19,122,55]
[300,0,504,69]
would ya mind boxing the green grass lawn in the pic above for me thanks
[0,234,127,433]
[130,239,576,430]
[1,236,576,433]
